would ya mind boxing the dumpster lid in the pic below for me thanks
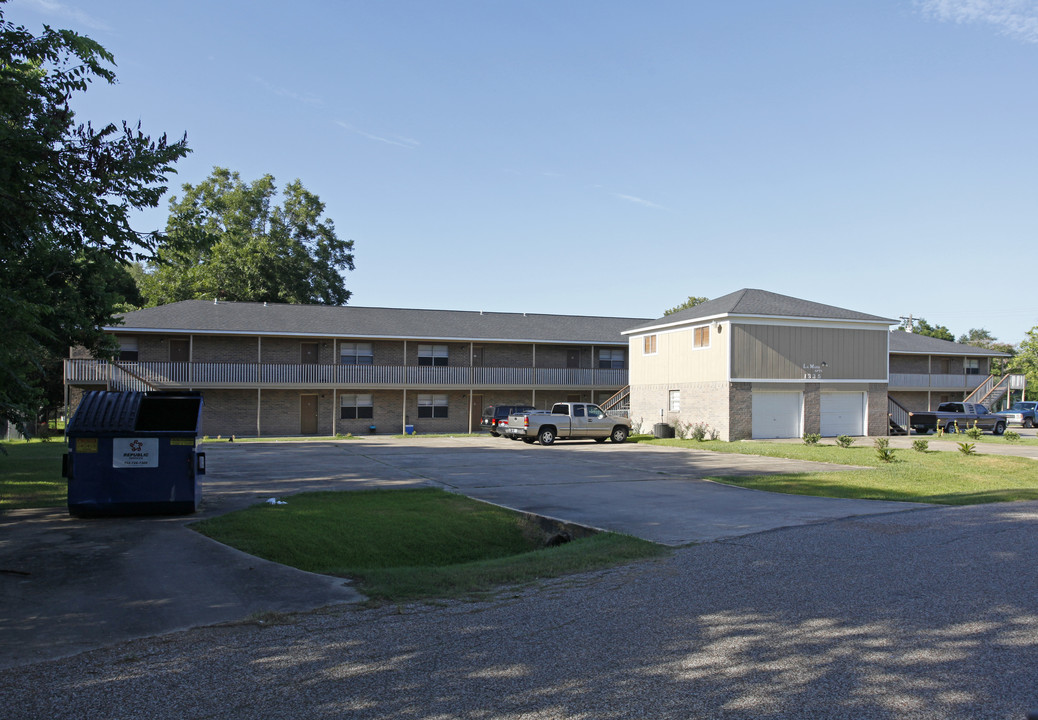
[68,391,144,434]
[68,391,204,435]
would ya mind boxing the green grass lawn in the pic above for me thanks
[191,488,665,603]
[0,440,67,511]
[641,437,1038,505]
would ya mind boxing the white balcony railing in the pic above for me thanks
[888,373,986,390]
[65,360,628,390]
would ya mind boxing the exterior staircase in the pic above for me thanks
[888,397,910,435]
[601,386,630,417]
[965,374,1021,412]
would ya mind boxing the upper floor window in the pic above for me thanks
[118,337,139,362]
[418,344,449,366]
[965,358,980,375]
[643,335,657,355]
[417,393,448,418]
[340,393,373,419]
[693,326,710,349]
[599,349,625,369]
[340,342,374,365]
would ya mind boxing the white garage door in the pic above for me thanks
[752,392,803,439]
[820,392,866,437]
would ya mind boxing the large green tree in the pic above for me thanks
[1009,327,1038,398]
[138,168,355,306]
[0,4,189,433]
[663,295,708,316]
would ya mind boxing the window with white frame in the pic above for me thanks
[417,393,449,418]
[340,393,374,419]
[643,335,657,355]
[598,348,625,369]
[669,390,680,412]
[340,342,374,365]
[418,344,449,366]
[693,325,710,349]
[965,358,980,375]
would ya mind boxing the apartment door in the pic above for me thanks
[169,338,189,382]
[301,342,319,364]
[566,348,580,368]
[300,394,319,435]
[471,346,484,366]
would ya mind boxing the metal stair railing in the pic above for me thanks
[888,397,911,435]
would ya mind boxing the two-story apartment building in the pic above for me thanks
[64,300,648,437]
[887,331,1015,412]
[622,289,895,440]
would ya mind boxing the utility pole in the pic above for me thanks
[899,315,914,332]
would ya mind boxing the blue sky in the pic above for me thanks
[8,0,1038,343]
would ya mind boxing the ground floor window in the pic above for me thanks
[669,389,680,412]
[341,393,374,419]
[417,393,449,418]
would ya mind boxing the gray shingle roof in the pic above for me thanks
[624,288,895,333]
[888,331,1011,357]
[110,300,651,345]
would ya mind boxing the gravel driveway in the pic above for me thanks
[3,500,1038,719]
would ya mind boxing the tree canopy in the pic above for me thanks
[663,296,708,316]
[1010,327,1038,398]
[137,168,355,306]
[0,5,189,432]
[896,317,954,342]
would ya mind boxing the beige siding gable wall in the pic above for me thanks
[628,322,730,386]
[731,324,887,381]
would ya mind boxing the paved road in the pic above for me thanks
[3,500,1038,719]
[1,437,923,669]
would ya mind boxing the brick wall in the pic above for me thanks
[629,381,734,440]
[194,336,258,363]
[867,383,889,436]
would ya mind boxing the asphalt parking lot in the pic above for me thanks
[1,435,928,668]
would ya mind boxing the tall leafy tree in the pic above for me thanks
[1009,327,1038,397]
[663,295,708,316]
[138,168,355,306]
[0,4,189,433]
[957,328,1015,373]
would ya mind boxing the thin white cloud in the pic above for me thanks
[251,77,325,108]
[10,0,111,31]
[613,193,665,210]
[335,121,419,149]
[918,0,1038,43]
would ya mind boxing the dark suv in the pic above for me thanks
[481,405,536,436]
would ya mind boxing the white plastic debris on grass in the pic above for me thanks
[265,498,287,505]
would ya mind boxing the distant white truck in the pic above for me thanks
[502,402,631,446]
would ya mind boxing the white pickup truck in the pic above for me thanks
[502,402,631,445]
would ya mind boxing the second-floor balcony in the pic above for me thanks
[65,359,629,392]
[888,373,986,391]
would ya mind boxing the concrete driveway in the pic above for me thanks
[1,436,924,668]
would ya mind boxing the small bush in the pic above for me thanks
[1004,430,1021,443]
[874,437,895,463]
[957,441,977,456]
[835,435,854,448]
[690,422,710,442]
[965,426,983,440]
[912,439,929,452]
[673,421,689,440]
[803,433,821,445]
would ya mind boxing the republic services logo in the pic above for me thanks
[129,440,143,452]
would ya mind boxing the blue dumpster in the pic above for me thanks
[64,391,206,517]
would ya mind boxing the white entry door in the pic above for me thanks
[820,392,866,437]
[751,391,803,439]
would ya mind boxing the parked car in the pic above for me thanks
[480,405,536,436]
[994,401,1038,428]
[502,402,632,445]
[909,402,1007,435]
